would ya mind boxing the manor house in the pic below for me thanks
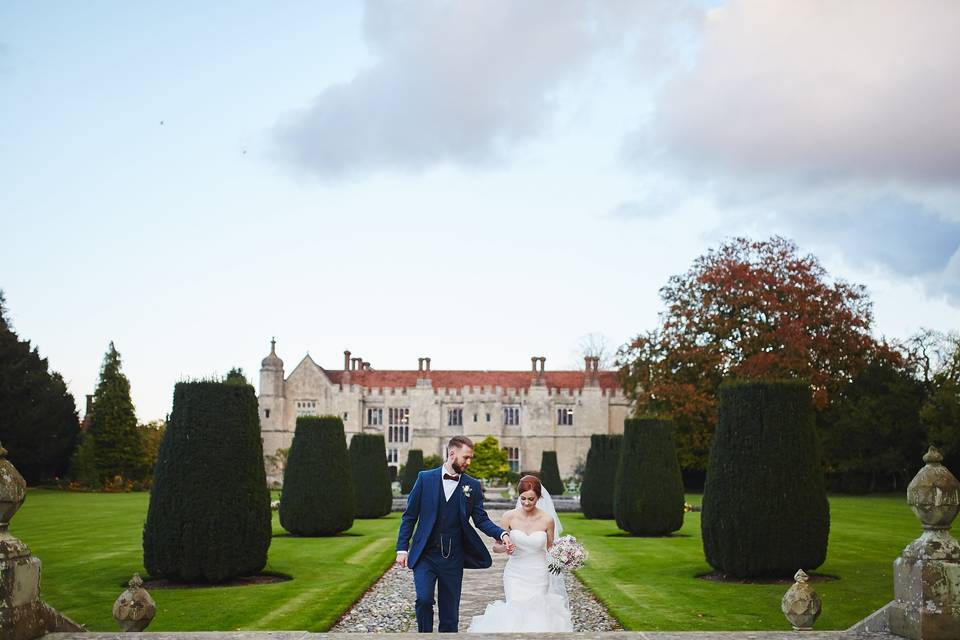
[258,340,632,483]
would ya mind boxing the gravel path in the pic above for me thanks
[329,510,621,633]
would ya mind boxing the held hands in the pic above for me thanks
[396,552,408,568]
[501,533,516,555]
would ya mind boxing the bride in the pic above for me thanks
[467,475,573,633]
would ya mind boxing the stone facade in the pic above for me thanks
[258,342,632,483]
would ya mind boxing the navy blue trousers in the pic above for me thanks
[413,545,464,633]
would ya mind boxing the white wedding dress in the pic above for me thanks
[467,528,574,633]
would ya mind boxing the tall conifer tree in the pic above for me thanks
[0,291,80,483]
[88,342,142,482]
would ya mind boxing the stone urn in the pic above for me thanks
[112,574,156,632]
[781,569,821,631]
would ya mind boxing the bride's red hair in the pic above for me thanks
[517,475,542,497]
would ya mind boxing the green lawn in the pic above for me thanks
[561,494,920,631]
[11,490,924,632]
[10,489,399,632]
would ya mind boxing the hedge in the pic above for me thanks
[280,416,354,535]
[349,433,393,518]
[143,380,271,582]
[614,418,684,535]
[401,449,424,494]
[539,451,564,495]
[701,380,830,577]
[581,434,622,519]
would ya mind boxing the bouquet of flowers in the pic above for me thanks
[548,535,587,574]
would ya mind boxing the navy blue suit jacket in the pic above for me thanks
[396,467,505,570]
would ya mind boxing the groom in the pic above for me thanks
[396,435,513,633]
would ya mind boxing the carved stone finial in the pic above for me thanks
[782,569,821,631]
[923,446,944,465]
[0,440,27,530]
[113,573,156,632]
[907,445,960,532]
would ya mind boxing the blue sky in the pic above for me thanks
[2,1,958,422]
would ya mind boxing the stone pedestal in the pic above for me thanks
[887,447,960,640]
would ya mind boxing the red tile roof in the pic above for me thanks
[325,369,621,391]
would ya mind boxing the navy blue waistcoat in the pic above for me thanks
[428,482,463,547]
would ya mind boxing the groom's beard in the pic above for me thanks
[451,461,464,474]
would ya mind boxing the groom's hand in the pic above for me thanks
[502,534,515,555]
[396,552,408,568]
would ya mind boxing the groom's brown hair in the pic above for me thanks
[447,435,474,452]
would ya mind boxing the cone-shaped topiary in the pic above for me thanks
[614,418,684,535]
[401,449,424,494]
[143,380,271,582]
[280,416,354,535]
[349,433,393,518]
[702,380,830,578]
[581,434,623,519]
[539,451,564,495]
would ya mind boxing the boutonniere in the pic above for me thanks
[462,485,472,498]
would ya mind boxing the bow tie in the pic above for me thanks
[443,473,460,481]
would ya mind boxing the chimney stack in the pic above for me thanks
[585,356,600,385]
[531,356,546,384]
[417,357,432,375]
[344,350,352,370]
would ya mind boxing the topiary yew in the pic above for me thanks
[614,418,684,535]
[280,415,354,535]
[349,433,393,518]
[539,451,564,495]
[701,380,830,577]
[143,380,271,582]
[581,434,622,519]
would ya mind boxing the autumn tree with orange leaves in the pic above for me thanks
[618,236,879,480]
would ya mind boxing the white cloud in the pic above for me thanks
[648,0,960,185]
[273,0,691,179]
[620,1,960,307]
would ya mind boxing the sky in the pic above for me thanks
[2,1,958,422]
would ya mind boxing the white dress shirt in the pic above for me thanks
[441,463,461,501]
